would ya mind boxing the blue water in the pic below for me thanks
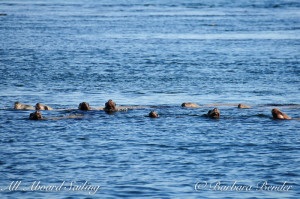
[0,0,300,198]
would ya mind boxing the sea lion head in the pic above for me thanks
[35,103,43,110]
[181,103,199,107]
[208,108,220,118]
[149,110,159,118]
[29,111,43,120]
[105,99,116,110]
[14,101,22,109]
[35,103,52,110]
[272,108,291,120]
[14,102,34,110]
[238,104,251,108]
[78,102,91,111]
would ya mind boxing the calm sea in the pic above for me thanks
[0,0,299,198]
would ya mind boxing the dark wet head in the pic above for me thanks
[181,103,187,107]
[29,111,43,120]
[105,99,116,110]
[149,110,159,118]
[78,102,91,111]
[208,108,220,118]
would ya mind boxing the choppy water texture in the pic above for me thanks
[0,0,300,198]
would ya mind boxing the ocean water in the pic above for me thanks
[0,0,299,198]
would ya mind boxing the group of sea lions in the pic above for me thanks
[14,100,159,120]
[14,102,52,110]
[181,102,292,120]
[78,100,117,111]
[14,100,292,121]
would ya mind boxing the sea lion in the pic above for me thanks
[29,111,83,120]
[272,109,291,120]
[29,111,43,120]
[238,104,251,108]
[104,99,117,111]
[35,103,53,110]
[205,108,220,119]
[78,102,91,111]
[149,110,159,118]
[14,102,35,110]
[181,103,200,107]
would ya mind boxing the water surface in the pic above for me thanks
[0,0,299,198]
